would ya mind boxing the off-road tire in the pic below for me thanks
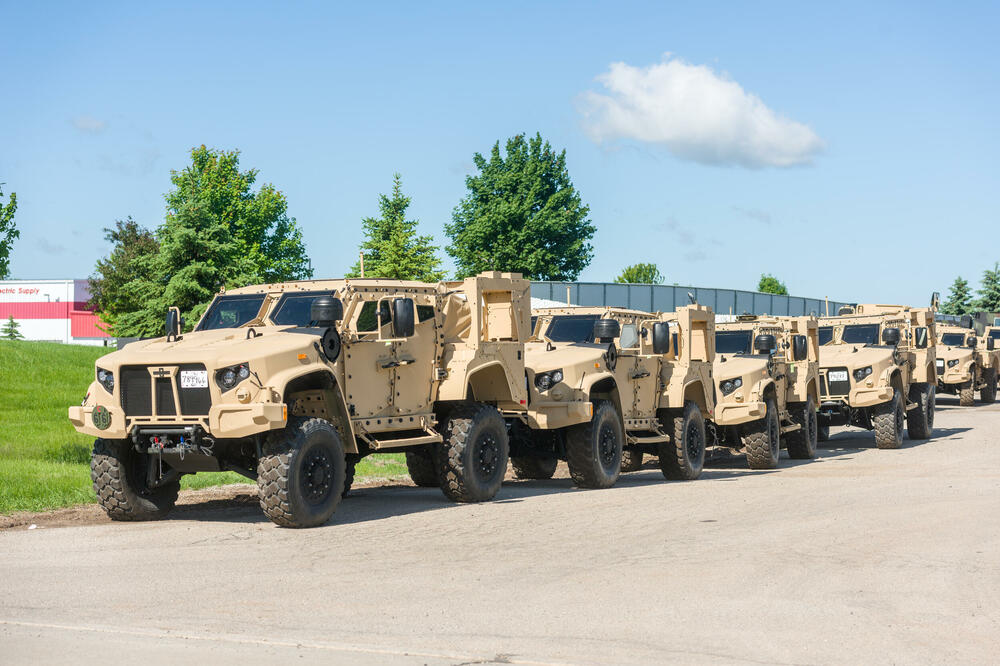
[405,447,440,487]
[658,401,706,480]
[743,398,780,469]
[906,384,935,440]
[785,397,818,459]
[258,417,346,528]
[818,424,830,442]
[980,368,997,404]
[566,400,623,489]
[91,438,179,521]
[437,403,509,502]
[511,456,558,479]
[620,449,644,473]
[960,370,975,406]
[342,454,359,498]
[873,390,905,449]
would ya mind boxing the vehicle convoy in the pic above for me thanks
[711,315,821,469]
[816,305,937,448]
[526,305,716,483]
[935,324,998,406]
[70,272,565,528]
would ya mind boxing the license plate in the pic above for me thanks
[936,360,944,367]
[180,370,208,388]
[828,370,848,382]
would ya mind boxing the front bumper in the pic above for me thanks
[714,400,766,426]
[848,386,895,408]
[527,401,594,430]
[938,369,973,386]
[69,402,287,439]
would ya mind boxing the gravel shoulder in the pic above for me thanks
[1,397,998,664]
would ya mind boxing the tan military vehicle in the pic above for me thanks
[935,324,998,405]
[522,305,716,484]
[70,272,541,528]
[711,315,821,468]
[816,305,936,448]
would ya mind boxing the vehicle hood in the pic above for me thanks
[524,340,608,372]
[713,354,768,382]
[820,344,894,369]
[936,346,974,363]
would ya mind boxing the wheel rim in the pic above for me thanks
[685,420,703,461]
[475,433,501,480]
[301,449,334,504]
[598,423,619,468]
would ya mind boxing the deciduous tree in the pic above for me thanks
[0,185,18,279]
[757,273,788,295]
[615,263,664,284]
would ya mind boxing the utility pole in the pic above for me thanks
[359,252,365,278]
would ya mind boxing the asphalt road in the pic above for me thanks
[2,396,998,665]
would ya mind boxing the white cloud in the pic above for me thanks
[71,114,107,134]
[579,56,823,168]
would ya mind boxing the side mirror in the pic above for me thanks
[914,327,928,349]
[593,318,621,343]
[988,338,996,351]
[754,334,777,354]
[165,308,181,339]
[882,327,901,346]
[310,296,343,327]
[652,322,670,355]
[392,298,415,338]
[967,337,978,349]
[792,335,808,361]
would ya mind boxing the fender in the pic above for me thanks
[750,378,776,403]
[269,363,359,453]
[681,378,709,414]
[466,359,518,403]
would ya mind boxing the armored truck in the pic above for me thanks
[935,324,998,405]
[71,273,545,527]
[523,305,716,484]
[711,315,821,468]
[816,305,936,448]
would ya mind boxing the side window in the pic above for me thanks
[356,300,392,332]
[619,324,639,349]
[417,305,436,323]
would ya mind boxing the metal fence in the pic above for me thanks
[531,281,852,317]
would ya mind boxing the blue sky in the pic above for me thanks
[2,1,998,305]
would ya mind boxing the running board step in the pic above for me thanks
[626,432,670,445]
[779,423,802,434]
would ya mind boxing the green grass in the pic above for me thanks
[0,341,408,514]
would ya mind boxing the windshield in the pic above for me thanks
[819,326,834,346]
[716,330,752,354]
[545,315,599,343]
[990,330,1000,341]
[271,291,331,326]
[941,333,966,346]
[842,324,880,345]
[196,295,266,331]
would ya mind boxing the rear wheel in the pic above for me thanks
[437,403,509,502]
[785,397,818,459]
[405,447,440,487]
[960,369,975,406]
[342,453,359,497]
[980,367,997,404]
[620,449,644,473]
[658,401,705,480]
[511,455,558,479]
[566,400,623,489]
[906,384,935,440]
[873,390,904,449]
[817,424,830,442]
[91,438,179,521]
[743,398,780,469]
[258,417,347,528]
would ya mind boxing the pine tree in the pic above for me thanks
[1,315,23,340]
[976,263,1000,312]
[941,276,973,315]
[347,174,445,281]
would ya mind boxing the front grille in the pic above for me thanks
[120,364,211,417]
[826,366,851,396]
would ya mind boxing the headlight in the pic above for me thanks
[853,366,873,382]
[534,368,564,392]
[720,377,743,395]
[96,368,114,393]
[947,359,960,368]
[216,362,250,392]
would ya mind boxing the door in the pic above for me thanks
[343,298,395,419]
[392,297,440,416]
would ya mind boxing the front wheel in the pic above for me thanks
[785,397,818,459]
[566,400,623,489]
[437,403,509,502]
[91,438,179,521]
[743,398,780,469]
[258,417,347,528]
[960,370,975,406]
[873,390,904,449]
[906,384,935,440]
[658,401,705,480]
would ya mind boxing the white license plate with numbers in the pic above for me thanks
[828,371,848,382]
[180,370,208,388]
[936,359,945,367]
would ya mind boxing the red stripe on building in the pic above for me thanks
[0,301,91,319]
[71,311,109,338]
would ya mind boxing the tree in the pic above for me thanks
[88,218,160,334]
[941,276,973,315]
[1,315,23,340]
[757,273,788,295]
[615,263,664,284]
[976,263,1000,312]
[0,185,18,279]
[445,133,594,280]
[347,174,444,281]
[166,146,312,283]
